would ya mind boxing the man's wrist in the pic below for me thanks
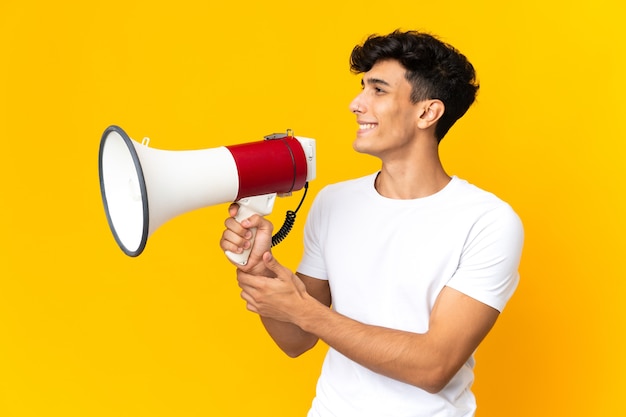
[294,295,330,334]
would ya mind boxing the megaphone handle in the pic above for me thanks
[225,194,277,266]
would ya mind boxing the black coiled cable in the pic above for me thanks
[271,182,309,247]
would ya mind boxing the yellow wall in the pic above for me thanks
[1,0,624,415]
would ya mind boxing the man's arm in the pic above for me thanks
[297,284,498,393]
[238,252,499,393]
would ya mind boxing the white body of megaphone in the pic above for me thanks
[98,125,316,264]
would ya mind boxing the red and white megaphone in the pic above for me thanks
[98,125,316,264]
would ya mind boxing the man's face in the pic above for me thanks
[349,59,423,159]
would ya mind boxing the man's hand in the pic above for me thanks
[220,203,274,275]
[237,251,313,323]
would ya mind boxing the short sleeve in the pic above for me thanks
[297,189,329,280]
[445,204,524,312]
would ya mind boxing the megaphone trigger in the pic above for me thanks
[224,193,277,265]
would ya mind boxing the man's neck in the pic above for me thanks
[374,140,450,200]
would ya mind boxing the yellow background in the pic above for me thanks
[1,0,625,416]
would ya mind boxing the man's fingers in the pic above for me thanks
[228,203,239,218]
[220,229,251,253]
[224,216,252,238]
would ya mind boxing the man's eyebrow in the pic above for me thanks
[361,77,391,87]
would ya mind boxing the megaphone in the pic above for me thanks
[98,125,316,264]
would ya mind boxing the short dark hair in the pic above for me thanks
[350,30,479,141]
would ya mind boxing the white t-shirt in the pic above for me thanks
[297,173,524,417]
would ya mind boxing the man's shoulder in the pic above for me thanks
[450,177,511,207]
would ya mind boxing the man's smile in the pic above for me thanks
[358,122,378,132]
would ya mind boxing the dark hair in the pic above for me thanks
[350,30,479,141]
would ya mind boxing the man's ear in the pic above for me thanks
[417,99,445,130]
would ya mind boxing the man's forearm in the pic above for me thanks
[292,300,449,392]
[292,286,499,393]
[260,316,320,358]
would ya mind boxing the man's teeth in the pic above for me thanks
[359,123,376,130]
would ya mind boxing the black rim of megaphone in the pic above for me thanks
[98,125,149,257]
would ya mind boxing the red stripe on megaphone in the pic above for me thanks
[227,137,308,200]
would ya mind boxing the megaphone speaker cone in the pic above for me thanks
[98,126,149,256]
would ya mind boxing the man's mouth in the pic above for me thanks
[359,123,377,131]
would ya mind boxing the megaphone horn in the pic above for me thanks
[98,125,316,263]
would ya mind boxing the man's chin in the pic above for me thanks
[352,139,377,156]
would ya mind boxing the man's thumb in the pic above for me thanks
[262,251,281,272]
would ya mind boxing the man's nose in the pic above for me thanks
[349,93,365,114]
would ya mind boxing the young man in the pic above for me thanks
[220,30,524,417]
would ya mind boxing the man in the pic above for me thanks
[220,30,524,417]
